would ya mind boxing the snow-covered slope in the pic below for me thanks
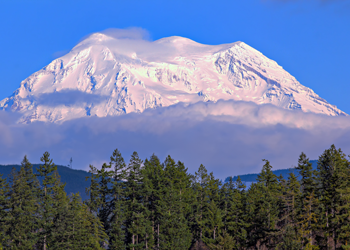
[0,33,346,123]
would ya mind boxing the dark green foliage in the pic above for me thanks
[160,156,193,249]
[109,148,127,250]
[1,146,350,249]
[36,151,60,250]
[226,160,317,183]
[220,176,248,249]
[5,156,40,249]
[246,159,282,249]
[316,145,350,249]
[0,164,91,200]
[48,193,107,250]
[0,171,9,249]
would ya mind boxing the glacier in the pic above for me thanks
[0,33,346,123]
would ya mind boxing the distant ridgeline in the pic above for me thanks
[225,160,318,183]
[0,164,91,200]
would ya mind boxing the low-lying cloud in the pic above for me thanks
[31,90,108,107]
[1,100,350,180]
[100,27,151,41]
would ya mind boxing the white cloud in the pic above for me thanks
[1,100,350,180]
[100,27,151,41]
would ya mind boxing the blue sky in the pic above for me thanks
[0,0,349,112]
[0,0,350,176]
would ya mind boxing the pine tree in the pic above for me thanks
[207,200,223,244]
[124,151,146,250]
[98,163,114,239]
[5,156,40,249]
[277,172,302,249]
[247,159,281,249]
[295,152,318,248]
[203,172,222,246]
[161,156,192,249]
[221,176,248,249]
[86,161,113,247]
[316,145,349,249]
[85,164,101,214]
[208,231,234,250]
[192,164,211,243]
[246,182,266,249]
[141,154,162,249]
[141,154,193,250]
[109,148,127,250]
[276,224,303,250]
[80,198,108,249]
[47,172,71,249]
[0,171,9,248]
[337,185,350,249]
[36,151,61,250]
[49,192,107,250]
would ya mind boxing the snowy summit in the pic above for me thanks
[0,33,346,123]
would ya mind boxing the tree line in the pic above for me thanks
[1,145,350,249]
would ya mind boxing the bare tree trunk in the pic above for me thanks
[157,223,160,250]
[326,210,329,250]
[146,234,148,249]
[43,186,47,250]
[43,236,46,250]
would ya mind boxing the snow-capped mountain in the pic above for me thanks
[0,33,346,123]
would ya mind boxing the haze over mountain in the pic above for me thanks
[0,33,345,123]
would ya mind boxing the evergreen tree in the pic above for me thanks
[49,192,107,250]
[247,160,281,249]
[206,171,222,246]
[208,231,235,250]
[221,176,248,249]
[278,172,302,249]
[316,145,349,249]
[142,154,163,249]
[80,198,108,249]
[98,163,114,239]
[86,161,113,247]
[207,200,223,244]
[47,172,71,249]
[161,156,193,249]
[337,185,350,249]
[276,225,303,250]
[124,151,146,250]
[36,151,60,250]
[295,152,318,249]
[85,164,101,214]
[109,148,127,250]
[5,156,40,249]
[0,171,9,248]
[192,164,211,243]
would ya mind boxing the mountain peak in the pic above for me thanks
[73,33,114,49]
[155,36,201,45]
[0,35,346,123]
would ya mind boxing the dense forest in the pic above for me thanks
[1,145,350,249]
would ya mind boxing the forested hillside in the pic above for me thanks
[0,162,314,201]
[0,164,90,200]
[227,160,318,182]
[1,145,350,249]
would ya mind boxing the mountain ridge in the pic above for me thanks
[0,34,345,123]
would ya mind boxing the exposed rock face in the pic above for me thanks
[0,33,345,123]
